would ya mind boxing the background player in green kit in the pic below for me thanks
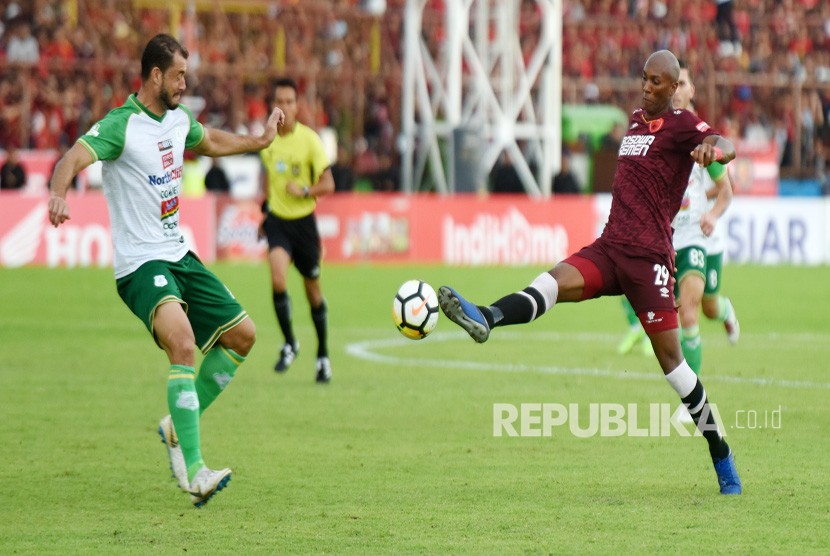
[618,63,739,371]
[47,34,285,508]
[669,62,735,377]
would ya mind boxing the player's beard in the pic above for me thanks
[159,87,179,111]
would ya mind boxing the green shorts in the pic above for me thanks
[116,252,248,353]
[674,245,706,298]
[704,252,724,296]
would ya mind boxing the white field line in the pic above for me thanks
[345,331,830,390]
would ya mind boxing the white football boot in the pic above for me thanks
[158,415,189,491]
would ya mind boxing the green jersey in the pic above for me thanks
[77,94,204,278]
[672,161,728,251]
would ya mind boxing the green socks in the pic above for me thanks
[680,325,702,375]
[168,349,244,481]
[167,365,204,481]
[195,346,244,415]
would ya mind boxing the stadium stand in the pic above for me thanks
[1,0,829,188]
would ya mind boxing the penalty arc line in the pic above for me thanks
[345,332,830,391]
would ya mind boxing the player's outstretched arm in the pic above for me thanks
[700,167,734,237]
[48,143,95,227]
[194,107,285,157]
[691,135,735,167]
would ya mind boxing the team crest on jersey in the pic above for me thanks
[648,118,664,133]
[158,139,173,151]
[162,151,174,169]
[292,164,300,176]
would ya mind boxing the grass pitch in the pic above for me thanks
[1,263,829,553]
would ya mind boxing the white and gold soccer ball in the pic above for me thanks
[392,279,439,340]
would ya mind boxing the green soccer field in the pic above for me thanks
[2,263,829,553]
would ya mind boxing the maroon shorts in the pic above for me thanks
[562,237,678,333]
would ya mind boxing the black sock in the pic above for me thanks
[273,291,295,346]
[483,287,548,328]
[311,300,328,358]
[682,380,730,460]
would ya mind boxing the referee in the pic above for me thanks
[260,78,335,383]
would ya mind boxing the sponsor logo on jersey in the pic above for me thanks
[696,121,710,132]
[157,138,173,151]
[161,196,180,219]
[618,135,655,156]
[276,160,287,173]
[86,123,101,137]
[162,151,174,169]
[148,166,183,186]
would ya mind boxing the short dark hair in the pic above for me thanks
[141,34,188,81]
[273,77,298,94]
[678,59,692,82]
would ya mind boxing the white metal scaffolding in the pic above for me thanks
[400,0,562,196]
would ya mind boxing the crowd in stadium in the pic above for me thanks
[1,0,829,190]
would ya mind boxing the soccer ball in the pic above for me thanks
[392,279,439,340]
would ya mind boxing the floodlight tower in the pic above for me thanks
[400,0,562,196]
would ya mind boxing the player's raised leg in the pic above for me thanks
[439,262,587,343]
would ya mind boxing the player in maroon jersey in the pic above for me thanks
[438,50,742,494]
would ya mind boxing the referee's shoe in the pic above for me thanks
[275,341,299,372]
[315,357,332,384]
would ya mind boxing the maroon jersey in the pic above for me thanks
[602,107,718,255]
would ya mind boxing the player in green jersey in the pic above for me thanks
[48,34,285,508]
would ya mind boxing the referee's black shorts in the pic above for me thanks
[262,211,322,278]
